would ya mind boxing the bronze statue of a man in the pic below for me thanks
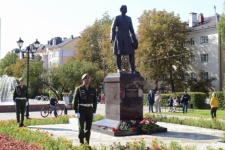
[110,5,139,74]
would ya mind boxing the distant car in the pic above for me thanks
[35,95,50,101]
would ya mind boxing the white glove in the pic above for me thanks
[93,113,96,118]
[76,113,80,118]
[26,102,28,106]
[14,102,16,105]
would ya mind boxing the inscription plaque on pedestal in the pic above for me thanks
[92,73,144,136]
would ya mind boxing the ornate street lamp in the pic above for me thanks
[16,38,40,118]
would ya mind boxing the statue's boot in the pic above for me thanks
[116,55,122,73]
[129,54,139,74]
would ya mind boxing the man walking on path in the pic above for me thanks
[181,91,190,113]
[73,74,97,145]
[13,77,28,127]
[148,90,155,113]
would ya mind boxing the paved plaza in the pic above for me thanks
[1,104,225,149]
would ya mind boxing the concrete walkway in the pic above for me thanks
[1,104,225,149]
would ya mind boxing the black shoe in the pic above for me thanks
[26,117,31,119]
[19,123,26,127]
[80,139,84,144]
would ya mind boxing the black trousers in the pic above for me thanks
[78,106,93,144]
[64,105,68,115]
[211,107,218,118]
[25,103,29,118]
[15,99,26,125]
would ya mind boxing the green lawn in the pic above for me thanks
[155,107,225,120]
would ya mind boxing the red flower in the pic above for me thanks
[131,127,136,131]
[112,127,116,132]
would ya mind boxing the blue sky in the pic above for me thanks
[0,0,224,58]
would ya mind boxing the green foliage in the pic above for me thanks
[26,60,44,98]
[187,70,216,95]
[145,113,225,131]
[0,52,18,76]
[43,60,100,100]
[174,92,206,109]
[75,12,115,76]
[144,92,206,109]
[136,9,191,92]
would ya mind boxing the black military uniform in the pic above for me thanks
[13,78,28,127]
[73,74,97,144]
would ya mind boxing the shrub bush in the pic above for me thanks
[144,92,206,109]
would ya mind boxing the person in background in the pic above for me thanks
[50,95,58,117]
[96,89,100,103]
[63,93,70,115]
[154,91,161,113]
[173,96,179,112]
[168,96,174,112]
[148,90,155,113]
[68,90,73,103]
[210,92,218,119]
[101,93,105,104]
[13,77,28,127]
[180,91,190,113]
[73,73,97,145]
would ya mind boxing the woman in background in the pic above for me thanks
[210,92,218,119]
[63,93,70,115]
[154,91,161,113]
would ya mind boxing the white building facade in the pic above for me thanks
[187,13,223,91]
[36,35,80,69]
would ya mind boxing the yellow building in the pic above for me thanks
[36,35,80,69]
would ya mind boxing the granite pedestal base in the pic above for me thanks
[92,73,144,136]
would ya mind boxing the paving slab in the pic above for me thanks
[1,104,225,149]
[28,120,225,150]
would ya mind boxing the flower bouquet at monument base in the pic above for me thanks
[111,118,167,136]
[139,118,158,134]
[112,120,142,136]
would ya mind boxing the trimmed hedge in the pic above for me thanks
[143,92,207,109]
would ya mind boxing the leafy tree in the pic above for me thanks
[11,59,25,78]
[187,71,216,96]
[136,9,192,92]
[74,12,115,77]
[0,52,18,76]
[43,60,100,100]
[26,60,44,98]
[218,3,225,91]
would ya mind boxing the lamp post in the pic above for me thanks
[16,38,40,118]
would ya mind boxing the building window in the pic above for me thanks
[200,54,208,62]
[200,71,208,80]
[200,36,208,44]
[190,38,195,45]
[190,73,196,80]
[190,55,195,62]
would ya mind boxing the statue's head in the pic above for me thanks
[120,5,127,14]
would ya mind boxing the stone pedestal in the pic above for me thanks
[104,73,144,120]
[92,73,144,136]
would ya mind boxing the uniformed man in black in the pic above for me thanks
[13,77,28,127]
[73,74,97,145]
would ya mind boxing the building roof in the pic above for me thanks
[186,13,220,32]
[36,36,80,52]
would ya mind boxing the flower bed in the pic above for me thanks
[0,133,43,150]
[111,118,167,135]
